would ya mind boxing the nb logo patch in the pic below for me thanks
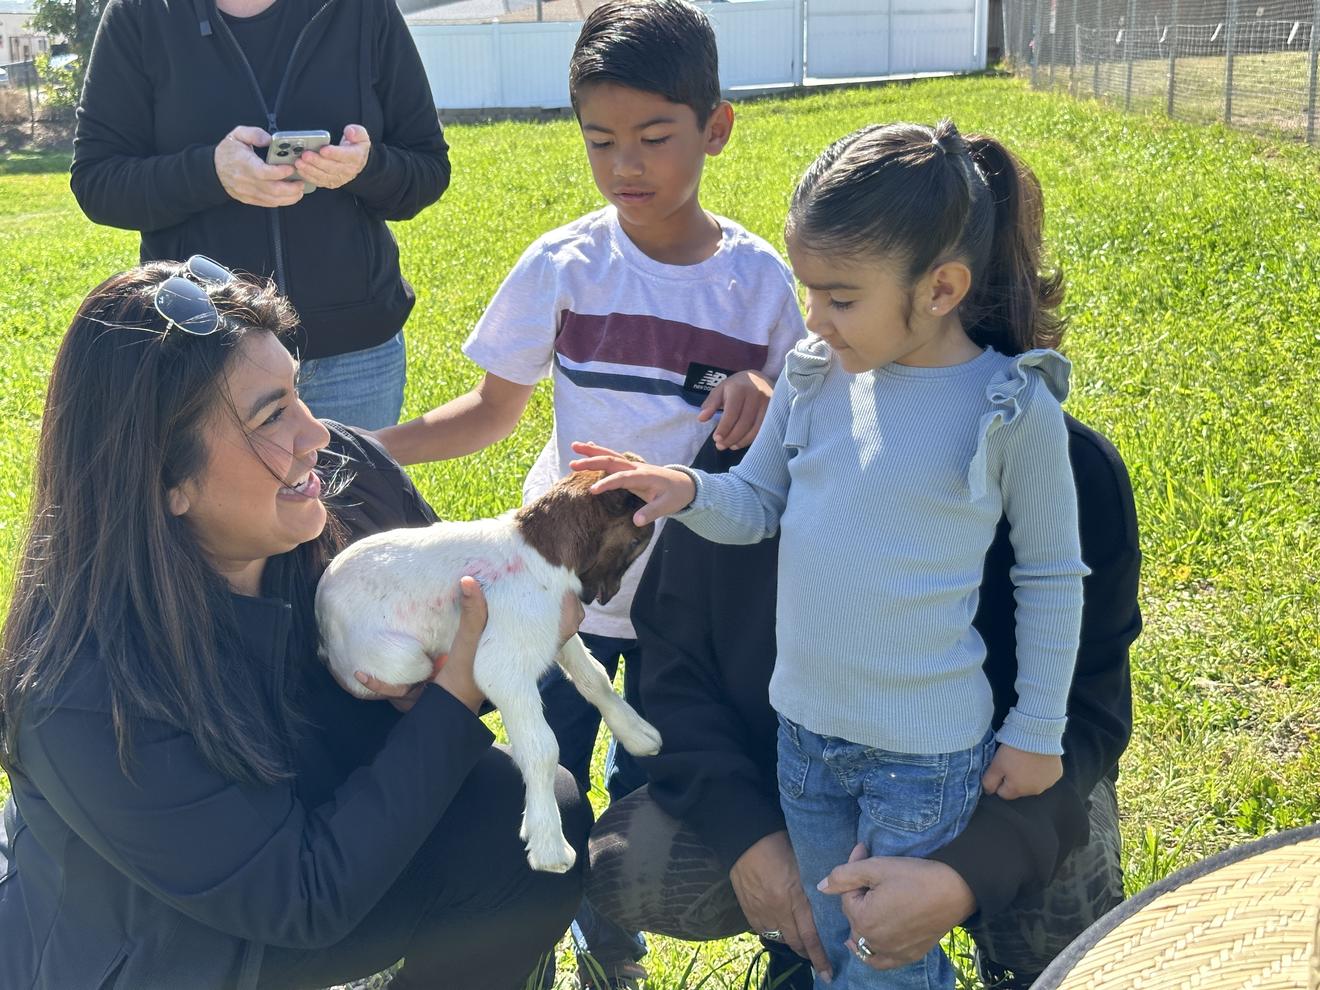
[684,362,733,394]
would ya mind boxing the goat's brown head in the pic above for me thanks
[514,458,654,605]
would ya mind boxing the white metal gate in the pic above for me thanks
[804,0,989,79]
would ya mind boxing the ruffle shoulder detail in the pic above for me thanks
[782,336,834,450]
[967,349,1071,500]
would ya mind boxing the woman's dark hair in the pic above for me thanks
[786,120,1066,354]
[0,264,341,785]
[569,0,721,127]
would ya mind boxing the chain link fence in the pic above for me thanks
[0,57,78,151]
[1002,0,1320,143]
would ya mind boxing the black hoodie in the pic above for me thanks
[71,0,450,359]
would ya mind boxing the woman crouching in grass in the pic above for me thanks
[0,261,587,990]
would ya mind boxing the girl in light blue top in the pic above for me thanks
[572,120,1088,990]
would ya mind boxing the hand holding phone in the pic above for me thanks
[289,125,373,192]
[215,126,306,209]
[266,130,332,194]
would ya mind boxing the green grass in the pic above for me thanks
[2,76,1319,987]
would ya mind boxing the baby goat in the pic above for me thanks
[316,469,661,872]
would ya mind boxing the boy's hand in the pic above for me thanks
[569,441,695,526]
[698,370,773,451]
[981,744,1063,799]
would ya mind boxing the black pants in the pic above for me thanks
[256,746,592,990]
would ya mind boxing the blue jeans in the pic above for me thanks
[297,331,406,431]
[777,716,996,990]
[539,633,648,968]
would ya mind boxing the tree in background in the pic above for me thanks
[28,0,105,95]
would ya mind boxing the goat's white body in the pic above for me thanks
[315,514,662,872]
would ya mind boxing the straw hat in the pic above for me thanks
[1036,823,1320,989]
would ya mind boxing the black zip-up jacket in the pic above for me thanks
[71,0,450,359]
[0,427,494,990]
[633,415,1141,916]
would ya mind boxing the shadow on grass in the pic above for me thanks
[0,150,73,176]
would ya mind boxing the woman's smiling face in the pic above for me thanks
[168,332,331,595]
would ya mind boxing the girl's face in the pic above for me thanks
[787,237,978,373]
[168,332,331,596]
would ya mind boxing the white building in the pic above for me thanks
[0,1,57,67]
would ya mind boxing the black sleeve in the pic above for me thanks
[342,0,450,221]
[929,419,1141,915]
[70,0,232,232]
[322,421,439,537]
[633,441,787,873]
[19,684,493,949]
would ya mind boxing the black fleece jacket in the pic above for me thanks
[70,0,450,359]
[633,415,1141,916]
[0,426,492,990]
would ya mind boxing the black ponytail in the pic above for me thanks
[963,133,1066,353]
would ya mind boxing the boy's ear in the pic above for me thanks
[703,101,734,157]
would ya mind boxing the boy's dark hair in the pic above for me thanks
[787,120,1066,355]
[569,0,721,127]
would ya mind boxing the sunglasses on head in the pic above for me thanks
[153,255,236,337]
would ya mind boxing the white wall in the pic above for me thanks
[409,0,986,111]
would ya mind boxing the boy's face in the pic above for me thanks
[576,82,731,246]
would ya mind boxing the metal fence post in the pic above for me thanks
[1308,0,1319,144]
[1224,0,1238,124]
[1048,0,1057,87]
[1094,0,1103,97]
[1167,0,1179,118]
[1032,0,1044,86]
[1124,0,1135,109]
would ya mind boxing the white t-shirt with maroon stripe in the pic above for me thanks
[463,207,806,637]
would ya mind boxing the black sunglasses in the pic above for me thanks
[153,255,236,337]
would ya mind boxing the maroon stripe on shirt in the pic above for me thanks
[556,310,770,376]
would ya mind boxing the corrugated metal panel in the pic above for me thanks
[706,0,802,87]
[408,0,986,110]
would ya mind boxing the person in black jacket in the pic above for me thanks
[70,0,450,430]
[585,422,1140,989]
[0,263,587,990]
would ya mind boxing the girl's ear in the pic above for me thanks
[167,484,191,518]
[704,101,734,157]
[924,260,973,317]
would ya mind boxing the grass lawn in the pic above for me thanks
[1,75,1318,987]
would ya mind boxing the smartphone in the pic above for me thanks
[266,130,332,193]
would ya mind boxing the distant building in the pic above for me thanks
[0,1,60,69]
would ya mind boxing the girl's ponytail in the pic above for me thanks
[964,134,1067,354]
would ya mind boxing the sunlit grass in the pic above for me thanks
[2,75,1318,987]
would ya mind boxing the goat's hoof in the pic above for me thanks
[618,719,662,757]
[527,837,577,873]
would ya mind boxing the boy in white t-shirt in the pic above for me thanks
[375,1,805,982]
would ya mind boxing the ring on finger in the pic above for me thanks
[760,929,784,942]
[854,936,874,961]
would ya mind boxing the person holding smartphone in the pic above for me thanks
[71,0,451,430]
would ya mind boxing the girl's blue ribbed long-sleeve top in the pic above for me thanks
[674,337,1089,756]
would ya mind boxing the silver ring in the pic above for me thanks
[760,929,784,942]
[854,936,874,961]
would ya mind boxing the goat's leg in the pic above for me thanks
[475,653,577,873]
[556,635,662,757]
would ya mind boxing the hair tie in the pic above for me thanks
[933,125,965,159]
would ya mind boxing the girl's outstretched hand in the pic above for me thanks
[569,441,697,527]
[981,744,1063,799]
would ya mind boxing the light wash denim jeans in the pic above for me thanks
[777,715,996,990]
[297,330,406,431]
